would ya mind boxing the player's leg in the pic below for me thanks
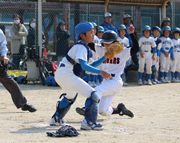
[175,53,180,82]
[164,56,171,83]
[146,52,152,85]
[170,52,176,82]
[160,54,166,83]
[155,59,161,84]
[138,55,145,85]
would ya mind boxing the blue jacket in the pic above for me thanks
[124,24,133,47]
[101,21,119,36]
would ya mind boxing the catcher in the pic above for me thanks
[76,26,138,118]
[50,22,123,130]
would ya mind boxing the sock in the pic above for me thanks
[160,72,164,79]
[112,108,120,114]
[98,75,102,83]
[138,72,143,80]
[171,72,174,80]
[147,74,151,80]
[175,71,179,79]
[91,75,95,83]
[164,72,168,79]
[86,74,90,82]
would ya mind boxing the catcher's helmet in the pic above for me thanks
[152,26,161,32]
[142,25,151,32]
[172,27,180,34]
[118,24,127,32]
[162,26,171,33]
[100,30,119,43]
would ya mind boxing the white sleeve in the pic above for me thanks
[157,42,162,50]
[126,38,129,47]
[171,40,174,47]
[152,38,156,48]
[138,38,142,48]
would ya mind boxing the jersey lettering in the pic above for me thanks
[103,57,120,64]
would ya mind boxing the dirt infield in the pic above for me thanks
[0,83,180,143]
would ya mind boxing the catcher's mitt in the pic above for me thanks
[104,42,124,59]
[46,125,80,137]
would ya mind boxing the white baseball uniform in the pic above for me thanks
[118,36,131,67]
[152,36,162,71]
[138,36,156,74]
[55,44,95,99]
[171,38,180,72]
[94,45,132,116]
[160,37,174,72]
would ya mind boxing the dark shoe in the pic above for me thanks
[21,103,37,112]
[76,107,85,116]
[117,103,134,118]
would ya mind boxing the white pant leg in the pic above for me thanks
[165,55,171,72]
[145,52,152,74]
[160,53,166,72]
[95,77,122,116]
[152,53,157,66]
[176,53,180,72]
[55,66,95,99]
[99,95,114,116]
[138,54,146,73]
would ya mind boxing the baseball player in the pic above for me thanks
[76,26,138,118]
[160,26,174,83]
[97,26,104,39]
[138,25,156,85]
[49,22,112,130]
[151,26,162,84]
[118,24,130,86]
[170,27,180,82]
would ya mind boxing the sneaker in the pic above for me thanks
[76,107,85,116]
[123,82,128,86]
[21,103,37,112]
[165,78,169,83]
[81,119,103,130]
[152,80,157,85]
[171,78,176,83]
[154,79,161,84]
[161,78,166,83]
[88,81,93,86]
[117,103,134,118]
[147,80,152,85]
[143,80,148,85]
[175,78,180,83]
[138,79,143,85]
[49,116,66,126]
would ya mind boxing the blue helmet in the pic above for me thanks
[162,26,171,33]
[173,27,180,34]
[52,77,57,86]
[17,75,26,84]
[75,22,94,40]
[118,24,127,32]
[152,26,161,32]
[46,76,54,86]
[92,22,97,27]
[142,25,151,32]
[97,26,104,32]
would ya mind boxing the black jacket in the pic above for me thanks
[56,29,70,56]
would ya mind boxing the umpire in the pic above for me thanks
[0,29,36,112]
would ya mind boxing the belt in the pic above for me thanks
[60,63,65,67]
[165,48,170,50]
[175,50,180,52]
[142,50,150,52]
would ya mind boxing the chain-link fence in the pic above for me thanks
[0,0,180,64]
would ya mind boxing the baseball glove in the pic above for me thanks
[104,42,124,59]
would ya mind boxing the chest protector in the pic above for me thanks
[66,40,93,77]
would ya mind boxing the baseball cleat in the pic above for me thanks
[76,107,85,116]
[50,116,66,126]
[171,78,176,83]
[21,103,37,112]
[81,119,103,130]
[161,78,166,83]
[143,80,148,85]
[138,79,143,85]
[165,78,169,83]
[152,80,157,85]
[117,103,134,118]
[154,79,161,84]
[123,82,128,86]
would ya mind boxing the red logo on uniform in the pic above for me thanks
[103,57,120,64]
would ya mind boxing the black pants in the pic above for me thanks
[0,71,27,108]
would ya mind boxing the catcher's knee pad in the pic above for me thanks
[54,93,78,119]
[85,91,100,124]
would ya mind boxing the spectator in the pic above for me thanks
[101,12,119,35]
[27,19,45,58]
[56,22,70,64]
[0,28,36,112]
[123,14,133,47]
[10,14,28,69]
